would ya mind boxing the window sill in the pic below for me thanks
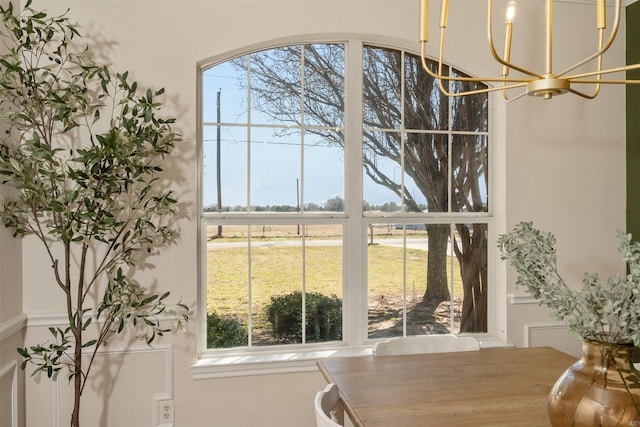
[191,346,371,379]
[190,337,511,379]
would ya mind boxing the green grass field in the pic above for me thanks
[206,234,464,340]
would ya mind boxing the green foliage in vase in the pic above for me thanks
[498,222,640,346]
[0,1,189,425]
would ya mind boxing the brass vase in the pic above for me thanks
[548,339,640,426]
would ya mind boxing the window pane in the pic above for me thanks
[251,225,303,345]
[402,168,428,212]
[304,224,343,343]
[450,69,489,132]
[451,134,488,213]
[250,129,301,210]
[303,44,345,128]
[203,125,248,212]
[206,224,250,348]
[304,131,344,212]
[207,224,344,347]
[363,47,401,130]
[367,223,460,339]
[405,54,448,131]
[452,223,488,333]
[249,47,302,126]
[405,224,449,335]
[368,223,405,339]
[404,132,449,212]
[203,60,248,124]
[363,132,402,212]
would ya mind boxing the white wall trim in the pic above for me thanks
[0,360,19,427]
[0,313,27,341]
[27,311,182,328]
[27,312,68,327]
[507,294,539,305]
[523,322,569,348]
[191,337,512,379]
[48,345,174,427]
[52,379,60,427]
[191,347,370,380]
[25,312,178,425]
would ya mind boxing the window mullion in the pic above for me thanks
[400,50,408,336]
[246,55,254,346]
[344,40,366,346]
[248,225,254,347]
[247,55,252,212]
[301,45,307,343]
[447,66,453,215]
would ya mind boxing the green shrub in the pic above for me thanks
[265,291,342,343]
[207,312,248,348]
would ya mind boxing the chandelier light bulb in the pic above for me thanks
[505,1,516,24]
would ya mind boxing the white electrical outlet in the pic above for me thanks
[153,394,175,427]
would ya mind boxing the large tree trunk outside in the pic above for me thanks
[456,223,488,332]
[424,224,450,305]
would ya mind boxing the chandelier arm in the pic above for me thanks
[555,0,621,78]
[420,43,533,84]
[568,67,603,99]
[447,82,528,97]
[437,26,447,86]
[503,90,529,103]
[546,0,553,75]
[567,87,601,100]
[420,48,529,97]
[565,62,640,81]
[563,32,605,99]
[486,0,543,80]
[587,33,604,99]
[570,79,640,85]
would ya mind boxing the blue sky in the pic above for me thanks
[202,61,386,209]
[201,59,431,210]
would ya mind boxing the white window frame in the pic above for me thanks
[193,35,507,379]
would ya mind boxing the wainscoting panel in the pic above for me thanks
[0,360,18,427]
[27,345,174,427]
[524,322,582,358]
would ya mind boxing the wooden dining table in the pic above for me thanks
[316,346,576,427]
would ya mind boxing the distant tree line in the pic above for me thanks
[204,195,427,213]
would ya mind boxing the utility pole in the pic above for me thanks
[296,178,300,235]
[216,88,222,238]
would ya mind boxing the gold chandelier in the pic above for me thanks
[419,0,640,100]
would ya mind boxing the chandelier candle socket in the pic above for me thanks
[419,0,640,100]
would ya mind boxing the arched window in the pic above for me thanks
[199,40,490,357]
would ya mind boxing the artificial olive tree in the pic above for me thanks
[0,2,189,426]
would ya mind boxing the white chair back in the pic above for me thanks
[314,383,343,426]
[373,334,480,356]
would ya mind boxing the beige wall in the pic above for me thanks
[5,0,628,426]
[0,0,26,425]
[0,170,25,427]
